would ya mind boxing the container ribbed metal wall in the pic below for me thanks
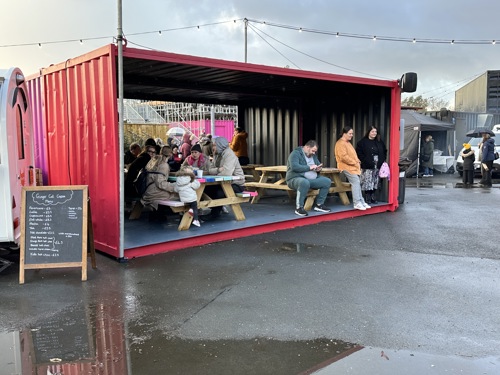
[242,87,392,168]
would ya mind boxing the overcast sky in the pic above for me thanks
[2,0,500,108]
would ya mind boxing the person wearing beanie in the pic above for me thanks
[181,143,211,172]
[460,143,475,187]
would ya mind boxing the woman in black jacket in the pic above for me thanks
[355,126,387,203]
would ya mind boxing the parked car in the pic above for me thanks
[456,125,500,176]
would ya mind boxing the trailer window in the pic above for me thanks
[16,104,25,160]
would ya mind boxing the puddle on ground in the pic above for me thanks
[277,242,315,253]
[2,301,498,374]
[0,308,359,375]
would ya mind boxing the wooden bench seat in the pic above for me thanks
[244,182,322,210]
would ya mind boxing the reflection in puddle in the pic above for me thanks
[0,302,360,375]
[127,336,360,375]
[1,303,129,375]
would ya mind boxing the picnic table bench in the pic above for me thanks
[244,166,351,210]
[129,176,251,230]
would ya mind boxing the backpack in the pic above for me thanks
[379,162,390,180]
[133,168,163,196]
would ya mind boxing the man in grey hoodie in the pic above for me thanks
[204,137,245,219]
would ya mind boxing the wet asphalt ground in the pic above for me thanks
[0,173,499,374]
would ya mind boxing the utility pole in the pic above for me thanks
[244,18,248,63]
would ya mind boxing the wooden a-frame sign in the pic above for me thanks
[19,185,95,284]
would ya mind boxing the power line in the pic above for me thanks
[3,17,500,49]
[245,18,500,45]
[247,22,389,79]
[0,19,243,48]
[246,23,301,69]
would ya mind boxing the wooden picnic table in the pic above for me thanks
[129,176,251,230]
[241,164,264,182]
[245,165,351,210]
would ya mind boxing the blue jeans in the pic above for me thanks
[287,176,331,209]
[423,166,433,176]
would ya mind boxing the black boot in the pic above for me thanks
[369,191,378,204]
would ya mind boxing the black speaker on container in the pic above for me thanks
[399,72,417,93]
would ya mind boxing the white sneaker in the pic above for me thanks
[354,203,366,211]
[192,219,200,227]
[362,202,371,209]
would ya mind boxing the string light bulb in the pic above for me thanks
[38,43,42,48]
[373,36,377,41]
[158,30,162,35]
[412,38,416,43]
[493,40,496,45]
[451,40,454,44]
[299,27,302,32]
[79,39,83,44]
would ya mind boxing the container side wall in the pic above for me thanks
[34,51,120,256]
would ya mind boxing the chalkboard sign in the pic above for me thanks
[20,186,88,284]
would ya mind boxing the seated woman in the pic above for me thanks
[181,144,211,173]
[141,146,179,220]
[168,145,183,172]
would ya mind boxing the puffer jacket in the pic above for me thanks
[460,148,475,171]
[174,175,200,203]
[481,138,495,162]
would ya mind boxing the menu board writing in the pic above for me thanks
[24,189,84,264]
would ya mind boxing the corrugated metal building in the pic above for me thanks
[455,70,500,113]
[27,44,406,259]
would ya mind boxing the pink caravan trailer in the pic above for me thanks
[0,67,36,247]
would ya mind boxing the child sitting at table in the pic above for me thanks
[174,166,201,227]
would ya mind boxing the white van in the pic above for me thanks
[0,67,36,245]
[456,126,500,176]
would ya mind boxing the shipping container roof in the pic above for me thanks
[119,45,397,105]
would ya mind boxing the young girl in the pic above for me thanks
[174,167,201,227]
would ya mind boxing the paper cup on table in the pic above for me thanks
[196,169,203,178]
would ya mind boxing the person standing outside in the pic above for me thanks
[229,127,250,166]
[286,140,331,216]
[335,126,371,211]
[459,143,475,187]
[355,126,387,204]
[421,135,434,177]
[480,133,495,187]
